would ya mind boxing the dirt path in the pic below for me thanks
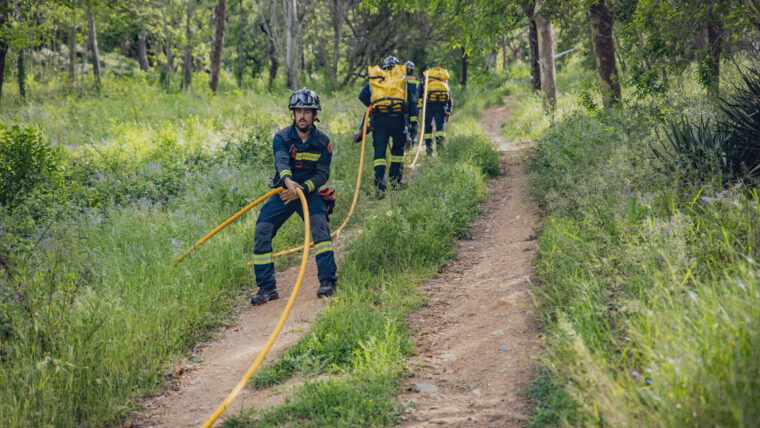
[133,257,325,427]
[397,99,542,426]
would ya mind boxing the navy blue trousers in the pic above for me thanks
[371,114,405,191]
[253,190,337,290]
[423,103,446,153]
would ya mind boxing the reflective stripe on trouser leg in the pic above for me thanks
[305,197,337,283]
[372,125,390,191]
[388,126,406,184]
[253,196,297,290]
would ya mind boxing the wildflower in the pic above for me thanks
[358,229,363,234]
[335,230,342,237]
[386,210,393,217]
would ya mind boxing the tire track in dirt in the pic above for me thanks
[398,98,542,427]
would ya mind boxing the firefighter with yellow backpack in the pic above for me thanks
[358,55,417,199]
[405,61,422,148]
[419,67,453,155]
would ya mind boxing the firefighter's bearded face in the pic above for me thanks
[293,108,316,133]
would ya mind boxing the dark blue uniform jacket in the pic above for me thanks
[272,124,332,194]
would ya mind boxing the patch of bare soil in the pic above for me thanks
[397,98,543,427]
[131,257,326,427]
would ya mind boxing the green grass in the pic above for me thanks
[526,59,760,426]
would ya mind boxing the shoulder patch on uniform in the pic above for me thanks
[327,142,332,153]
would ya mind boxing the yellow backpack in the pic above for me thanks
[426,67,450,103]
[368,64,407,114]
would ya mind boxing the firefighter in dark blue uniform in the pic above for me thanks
[405,60,421,148]
[420,73,453,155]
[358,55,417,199]
[250,88,337,305]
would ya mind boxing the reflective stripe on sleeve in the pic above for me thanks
[279,169,292,179]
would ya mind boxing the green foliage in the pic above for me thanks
[719,69,760,175]
[651,67,760,184]
[529,84,760,426]
[0,125,62,206]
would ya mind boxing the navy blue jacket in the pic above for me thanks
[272,124,332,193]
[358,81,417,117]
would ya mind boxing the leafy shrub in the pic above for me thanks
[0,125,62,206]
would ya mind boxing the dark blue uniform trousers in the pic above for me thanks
[253,190,337,291]
[371,114,405,191]
[423,103,447,153]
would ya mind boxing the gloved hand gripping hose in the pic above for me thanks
[201,187,311,428]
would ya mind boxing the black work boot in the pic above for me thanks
[250,287,279,306]
[317,280,336,298]
[375,188,386,200]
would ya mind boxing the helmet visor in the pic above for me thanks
[289,92,318,109]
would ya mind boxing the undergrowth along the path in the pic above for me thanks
[221,84,502,427]
[524,78,760,425]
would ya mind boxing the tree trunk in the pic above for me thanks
[209,0,227,94]
[502,35,508,71]
[68,25,76,82]
[525,2,541,93]
[533,0,556,110]
[236,0,245,87]
[705,0,724,97]
[330,0,342,89]
[0,0,9,102]
[589,0,621,107]
[283,0,298,90]
[614,33,627,72]
[182,0,196,90]
[17,50,25,99]
[461,48,469,88]
[137,30,149,71]
[87,1,101,88]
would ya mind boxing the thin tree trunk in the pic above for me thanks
[283,0,298,90]
[589,0,621,107]
[525,2,541,93]
[461,48,468,89]
[705,0,724,97]
[502,35,508,71]
[614,33,627,72]
[330,0,341,89]
[137,30,149,71]
[236,0,245,87]
[182,0,196,90]
[0,0,9,102]
[17,50,26,99]
[209,0,226,94]
[68,25,76,82]
[534,0,556,110]
[87,1,101,88]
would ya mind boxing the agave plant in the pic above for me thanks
[719,68,760,176]
[652,116,728,178]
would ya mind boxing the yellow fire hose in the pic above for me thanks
[202,187,311,428]
[248,105,372,263]
[408,71,429,169]
[172,188,285,267]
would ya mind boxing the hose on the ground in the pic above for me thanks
[202,187,311,428]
